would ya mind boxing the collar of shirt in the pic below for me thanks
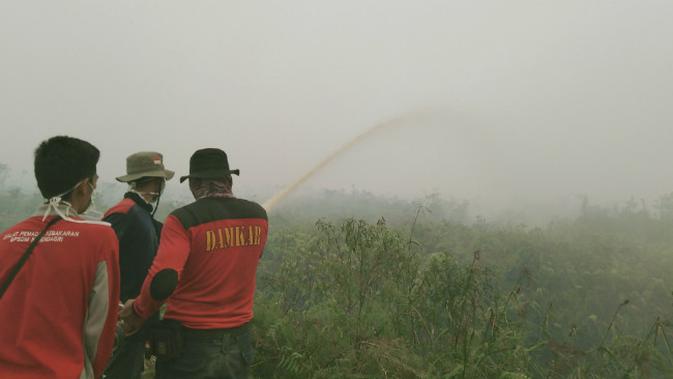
[124,191,154,214]
[33,201,78,219]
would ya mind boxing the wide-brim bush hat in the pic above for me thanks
[179,148,239,183]
[116,151,175,182]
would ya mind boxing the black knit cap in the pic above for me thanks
[34,136,100,198]
[179,148,239,183]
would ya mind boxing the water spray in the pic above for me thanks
[262,111,431,212]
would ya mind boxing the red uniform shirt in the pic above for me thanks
[0,214,119,379]
[134,197,268,329]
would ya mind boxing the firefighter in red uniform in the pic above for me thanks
[0,136,120,379]
[120,148,268,379]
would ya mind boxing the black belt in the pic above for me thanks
[179,322,250,338]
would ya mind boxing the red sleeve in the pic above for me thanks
[134,215,190,319]
[91,230,120,378]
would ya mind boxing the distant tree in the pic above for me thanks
[655,192,673,220]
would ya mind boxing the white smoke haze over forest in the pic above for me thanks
[1,1,673,223]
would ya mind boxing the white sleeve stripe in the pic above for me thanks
[80,261,109,379]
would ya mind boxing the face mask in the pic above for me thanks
[80,181,104,220]
[129,179,165,212]
[149,180,166,207]
[41,178,109,226]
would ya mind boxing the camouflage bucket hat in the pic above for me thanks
[115,151,175,183]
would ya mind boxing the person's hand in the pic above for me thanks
[120,299,144,336]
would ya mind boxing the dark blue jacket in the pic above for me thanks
[104,192,161,302]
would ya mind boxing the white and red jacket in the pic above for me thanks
[0,206,119,379]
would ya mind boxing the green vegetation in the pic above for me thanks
[256,193,673,378]
[2,171,673,378]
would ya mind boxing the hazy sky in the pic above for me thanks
[1,1,672,213]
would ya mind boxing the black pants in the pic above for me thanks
[104,313,159,379]
[155,323,254,379]
[104,325,146,379]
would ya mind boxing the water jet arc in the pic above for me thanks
[262,111,427,211]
